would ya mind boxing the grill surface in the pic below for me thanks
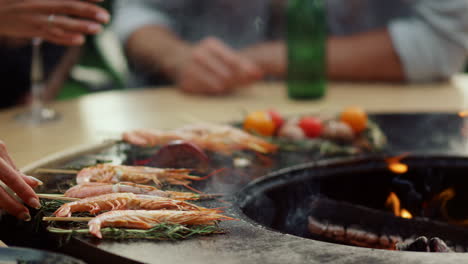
[11,113,468,264]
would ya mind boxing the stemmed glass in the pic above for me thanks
[14,37,60,124]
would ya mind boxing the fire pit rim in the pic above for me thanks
[236,153,468,209]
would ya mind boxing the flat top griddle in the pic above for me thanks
[15,113,468,264]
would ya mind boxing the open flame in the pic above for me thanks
[385,192,413,219]
[400,209,412,219]
[388,163,408,174]
[385,153,409,174]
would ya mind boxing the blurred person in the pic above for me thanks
[0,0,110,220]
[0,0,111,109]
[113,0,468,95]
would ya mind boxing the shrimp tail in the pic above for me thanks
[88,218,103,239]
[54,206,71,218]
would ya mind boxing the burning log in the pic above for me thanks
[307,195,468,252]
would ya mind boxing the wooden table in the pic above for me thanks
[2,77,468,168]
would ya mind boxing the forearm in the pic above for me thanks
[244,29,404,82]
[125,25,190,79]
[327,29,405,82]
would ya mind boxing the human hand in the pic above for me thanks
[0,0,110,46]
[175,37,264,95]
[0,141,42,221]
[241,41,286,78]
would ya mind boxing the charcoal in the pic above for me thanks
[307,194,468,251]
[429,237,453,252]
[396,237,453,252]
[396,236,429,252]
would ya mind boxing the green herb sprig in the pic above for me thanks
[48,224,223,240]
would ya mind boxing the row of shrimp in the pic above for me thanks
[76,163,205,186]
[54,192,232,238]
[47,163,231,238]
[122,123,278,155]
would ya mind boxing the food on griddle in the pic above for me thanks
[140,140,211,171]
[76,164,201,186]
[122,123,278,154]
[278,120,305,140]
[243,111,277,136]
[340,106,368,133]
[64,182,203,200]
[40,159,230,240]
[88,210,233,238]
[297,116,323,138]
[321,120,354,142]
[54,193,213,217]
[242,107,385,153]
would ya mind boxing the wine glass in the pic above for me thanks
[14,38,60,124]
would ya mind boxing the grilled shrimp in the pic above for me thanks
[88,210,233,238]
[76,164,201,186]
[64,182,200,200]
[54,193,211,217]
[122,123,278,154]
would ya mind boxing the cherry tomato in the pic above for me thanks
[340,106,368,133]
[268,109,284,130]
[298,117,323,138]
[244,111,276,136]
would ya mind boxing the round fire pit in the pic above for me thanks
[15,113,468,263]
[237,155,468,253]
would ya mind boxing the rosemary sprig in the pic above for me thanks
[48,224,224,240]
[38,200,224,240]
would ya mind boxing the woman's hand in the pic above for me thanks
[0,141,42,221]
[0,0,110,46]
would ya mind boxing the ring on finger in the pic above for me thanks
[48,14,56,26]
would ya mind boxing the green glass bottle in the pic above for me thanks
[287,0,327,99]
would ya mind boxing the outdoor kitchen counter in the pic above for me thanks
[2,76,468,168]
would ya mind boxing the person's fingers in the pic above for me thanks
[0,184,30,221]
[202,38,239,68]
[47,15,103,35]
[0,141,18,170]
[192,46,232,84]
[17,0,110,24]
[237,58,264,86]
[21,175,43,188]
[0,142,41,188]
[0,159,40,210]
[44,30,85,46]
[179,66,226,95]
[203,37,263,86]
